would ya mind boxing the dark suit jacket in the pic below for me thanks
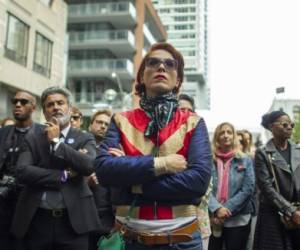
[11,125,101,239]
[0,125,15,175]
[0,123,43,176]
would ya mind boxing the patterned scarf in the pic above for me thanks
[215,150,236,204]
[140,91,178,138]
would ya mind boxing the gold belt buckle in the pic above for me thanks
[137,234,144,244]
[52,209,64,218]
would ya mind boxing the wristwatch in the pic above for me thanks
[51,137,60,145]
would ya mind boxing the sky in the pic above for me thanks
[201,0,300,132]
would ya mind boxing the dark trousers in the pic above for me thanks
[0,199,23,250]
[289,229,300,249]
[209,221,251,250]
[24,208,89,250]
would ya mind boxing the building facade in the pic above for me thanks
[66,0,166,116]
[152,0,210,109]
[0,0,68,120]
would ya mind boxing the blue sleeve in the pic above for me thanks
[224,156,255,214]
[94,119,157,187]
[141,119,212,200]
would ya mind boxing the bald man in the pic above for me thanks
[0,90,41,250]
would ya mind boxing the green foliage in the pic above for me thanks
[292,114,300,144]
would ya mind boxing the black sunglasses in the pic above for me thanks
[145,57,178,71]
[11,98,31,106]
[274,121,295,129]
[71,115,81,121]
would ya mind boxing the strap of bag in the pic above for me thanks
[125,196,138,222]
[266,152,280,193]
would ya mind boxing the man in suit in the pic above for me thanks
[88,110,114,250]
[0,90,38,250]
[11,86,100,250]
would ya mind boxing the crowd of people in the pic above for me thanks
[0,42,299,250]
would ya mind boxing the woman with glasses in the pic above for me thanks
[254,110,300,250]
[208,122,255,250]
[95,42,212,249]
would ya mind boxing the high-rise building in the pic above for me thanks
[0,0,68,119]
[66,0,167,116]
[152,0,209,109]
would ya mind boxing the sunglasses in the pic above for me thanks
[274,121,295,129]
[71,115,81,121]
[11,98,31,106]
[145,57,178,71]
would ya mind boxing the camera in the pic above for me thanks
[0,175,16,200]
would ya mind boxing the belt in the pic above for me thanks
[116,204,197,220]
[37,208,67,218]
[115,219,198,246]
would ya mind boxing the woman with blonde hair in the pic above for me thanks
[208,122,255,250]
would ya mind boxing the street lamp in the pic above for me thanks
[111,72,124,96]
[111,72,125,108]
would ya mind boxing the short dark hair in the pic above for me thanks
[261,110,288,130]
[15,90,37,105]
[90,109,112,124]
[178,93,195,111]
[135,42,184,96]
[41,86,72,108]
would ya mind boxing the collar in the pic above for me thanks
[60,125,71,138]
[15,126,32,133]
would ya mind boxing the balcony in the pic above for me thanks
[74,91,123,107]
[68,58,134,81]
[69,30,135,56]
[68,2,136,28]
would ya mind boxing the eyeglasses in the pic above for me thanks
[11,98,31,106]
[274,121,295,129]
[145,57,178,71]
[70,115,81,121]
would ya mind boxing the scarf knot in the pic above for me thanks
[140,91,178,138]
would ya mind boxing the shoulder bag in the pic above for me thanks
[97,197,137,250]
[265,152,300,230]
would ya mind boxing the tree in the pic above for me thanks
[292,106,300,144]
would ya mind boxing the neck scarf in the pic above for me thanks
[215,150,236,203]
[140,91,178,138]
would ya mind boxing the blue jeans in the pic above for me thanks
[125,230,202,250]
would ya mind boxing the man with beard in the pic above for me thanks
[0,90,38,250]
[89,110,112,149]
[11,86,100,250]
[87,109,114,250]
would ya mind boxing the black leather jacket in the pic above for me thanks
[255,139,300,217]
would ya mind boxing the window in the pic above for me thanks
[5,13,29,66]
[33,32,53,78]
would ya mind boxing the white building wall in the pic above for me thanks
[0,0,67,118]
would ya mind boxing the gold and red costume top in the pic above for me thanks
[95,108,212,220]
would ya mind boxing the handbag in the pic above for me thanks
[97,197,137,250]
[266,152,300,230]
[97,230,125,250]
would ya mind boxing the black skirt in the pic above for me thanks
[253,204,293,250]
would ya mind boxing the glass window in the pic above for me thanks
[33,32,53,78]
[5,13,29,66]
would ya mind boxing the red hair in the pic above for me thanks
[135,42,184,96]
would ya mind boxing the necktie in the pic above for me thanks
[46,132,65,208]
